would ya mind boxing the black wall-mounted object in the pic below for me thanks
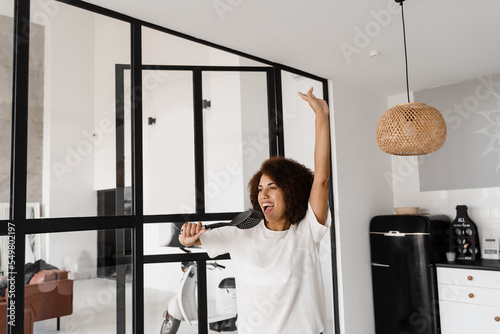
[202,99,211,109]
[449,205,480,261]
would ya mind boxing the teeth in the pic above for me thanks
[263,203,274,208]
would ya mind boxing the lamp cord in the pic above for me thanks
[400,1,411,103]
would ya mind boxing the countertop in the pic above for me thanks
[437,258,500,271]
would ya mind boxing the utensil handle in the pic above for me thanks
[179,222,230,234]
[204,222,229,230]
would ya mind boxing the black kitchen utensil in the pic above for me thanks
[180,209,262,234]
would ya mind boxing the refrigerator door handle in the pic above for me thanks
[384,230,406,237]
[371,263,390,267]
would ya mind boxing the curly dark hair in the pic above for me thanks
[248,156,313,224]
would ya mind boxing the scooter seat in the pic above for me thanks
[218,277,236,289]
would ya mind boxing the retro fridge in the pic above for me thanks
[369,214,450,334]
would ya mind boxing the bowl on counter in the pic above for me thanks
[394,207,419,215]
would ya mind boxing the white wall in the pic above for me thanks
[330,80,393,334]
[0,2,13,17]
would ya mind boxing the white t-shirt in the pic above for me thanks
[200,202,331,334]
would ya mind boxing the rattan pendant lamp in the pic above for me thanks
[376,0,447,156]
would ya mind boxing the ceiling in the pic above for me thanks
[84,0,500,96]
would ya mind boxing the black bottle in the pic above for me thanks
[449,205,480,261]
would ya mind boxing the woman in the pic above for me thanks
[180,87,331,334]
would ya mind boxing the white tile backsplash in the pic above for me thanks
[491,208,500,219]
[394,187,500,239]
[488,188,500,197]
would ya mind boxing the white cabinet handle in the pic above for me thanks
[468,293,474,298]
[495,316,500,322]
[467,275,473,281]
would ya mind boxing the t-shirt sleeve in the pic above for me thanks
[303,201,331,244]
[199,227,239,258]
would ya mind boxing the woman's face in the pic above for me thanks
[258,174,287,224]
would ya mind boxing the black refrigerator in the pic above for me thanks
[369,214,449,334]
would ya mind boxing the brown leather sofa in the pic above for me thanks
[0,270,73,333]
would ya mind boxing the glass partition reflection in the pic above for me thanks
[27,0,131,218]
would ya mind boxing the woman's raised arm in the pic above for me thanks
[298,87,331,225]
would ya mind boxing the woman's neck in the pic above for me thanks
[264,219,291,231]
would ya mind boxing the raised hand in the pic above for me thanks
[298,87,329,117]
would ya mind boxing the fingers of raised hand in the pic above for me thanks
[307,87,315,97]
[298,87,317,101]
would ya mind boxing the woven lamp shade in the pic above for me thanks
[376,102,447,156]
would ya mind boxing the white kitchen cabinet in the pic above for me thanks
[437,267,500,334]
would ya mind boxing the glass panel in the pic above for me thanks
[142,70,196,215]
[28,0,131,218]
[206,259,238,333]
[202,71,269,213]
[145,262,199,334]
[142,26,266,67]
[281,71,324,170]
[17,229,133,333]
[0,6,14,219]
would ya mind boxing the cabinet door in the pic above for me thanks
[439,300,500,334]
[437,267,500,289]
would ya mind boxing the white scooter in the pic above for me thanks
[160,248,238,334]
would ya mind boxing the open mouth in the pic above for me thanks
[262,203,274,214]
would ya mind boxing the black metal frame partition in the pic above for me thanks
[7,0,340,333]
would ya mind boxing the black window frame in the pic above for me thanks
[6,0,340,333]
